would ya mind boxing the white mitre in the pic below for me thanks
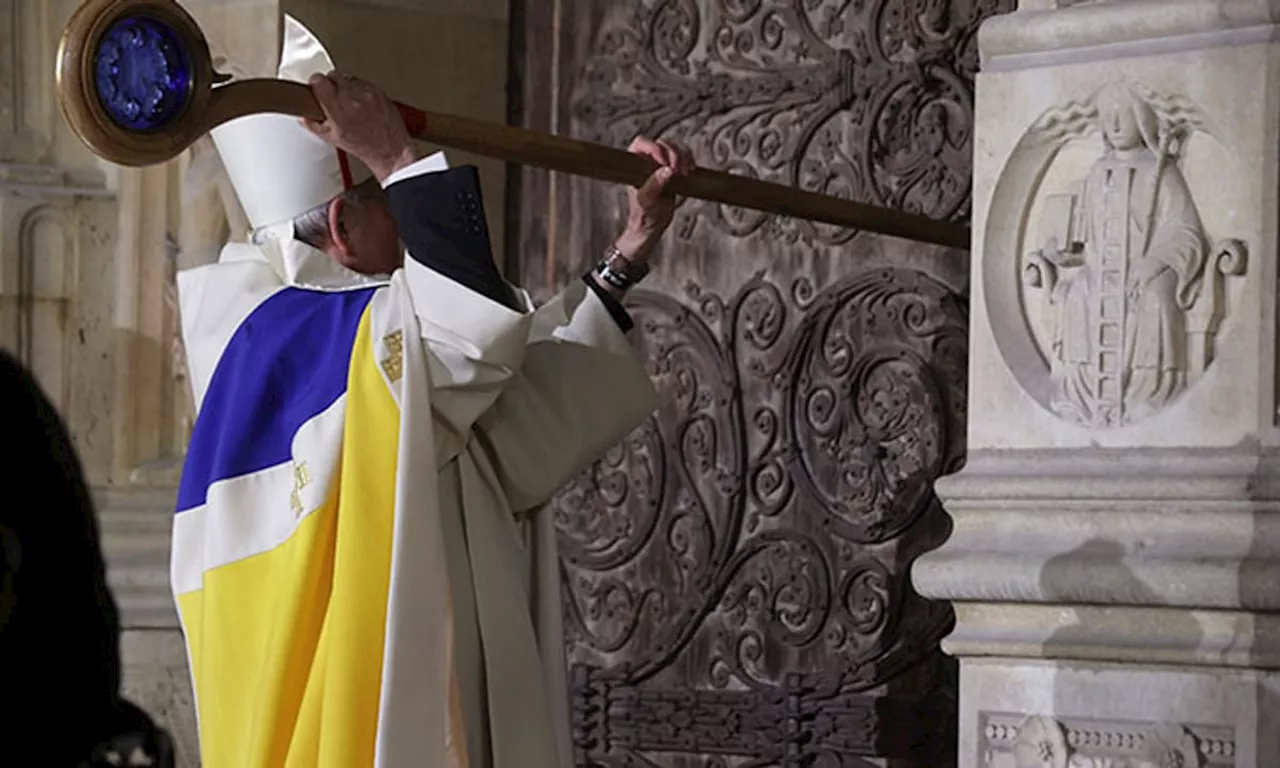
[210,15,383,289]
[212,14,373,232]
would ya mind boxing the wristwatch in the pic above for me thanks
[594,244,649,291]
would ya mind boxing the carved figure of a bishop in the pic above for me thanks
[1043,83,1208,427]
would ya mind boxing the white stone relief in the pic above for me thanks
[1020,84,1246,428]
[983,712,1234,768]
[984,82,1248,430]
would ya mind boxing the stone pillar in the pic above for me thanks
[913,1,1280,766]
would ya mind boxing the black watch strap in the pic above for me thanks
[594,244,649,291]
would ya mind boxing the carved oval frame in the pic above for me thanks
[982,84,1242,420]
[983,115,1065,409]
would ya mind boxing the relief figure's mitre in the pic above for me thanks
[210,15,372,232]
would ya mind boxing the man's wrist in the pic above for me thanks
[613,231,652,265]
[368,145,419,183]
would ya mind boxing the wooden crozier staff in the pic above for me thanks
[56,0,970,250]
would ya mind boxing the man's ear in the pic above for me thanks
[327,197,354,258]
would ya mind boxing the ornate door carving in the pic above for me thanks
[510,1,1011,764]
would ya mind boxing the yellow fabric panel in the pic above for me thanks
[176,306,402,767]
[297,306,402,765]
[175,494,338,765]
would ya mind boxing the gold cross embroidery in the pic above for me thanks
[381,330,405,383]
[290,461,312,515]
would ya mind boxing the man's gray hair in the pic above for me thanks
[252,177,385,249]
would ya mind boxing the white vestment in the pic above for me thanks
[173,162,656,768]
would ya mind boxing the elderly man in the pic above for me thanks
[173,16,689,768]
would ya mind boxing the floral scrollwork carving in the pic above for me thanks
[554,267,967,737]
[571,0,1006,249]
[784,271,961,544]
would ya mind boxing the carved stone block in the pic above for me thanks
[981,712,1234,768]
[966,0,1279,450]
[956,660,1279,767]
[0,165,118,485]
[1005,82,1247,430]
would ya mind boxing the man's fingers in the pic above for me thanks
[635,166,675,208]
[308,72,339,114]
[630,135,692,205]
[628,136,670,169]
[308,72,336,98]
[674,145,695,176]
[631,135,694,176]
[628,135,657,154]
[632,136,678,170]
[659,140,693,175]
[300,117,328,138]
[653,139,680,170]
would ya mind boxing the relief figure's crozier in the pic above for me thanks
[1019,82,1246,428]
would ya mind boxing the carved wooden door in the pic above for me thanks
[509,1,1011,765]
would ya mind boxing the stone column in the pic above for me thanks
[913,1,1280,766]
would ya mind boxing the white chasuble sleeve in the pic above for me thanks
[403,258,534,444]
[476,279,659,512]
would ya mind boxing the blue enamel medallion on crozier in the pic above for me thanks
[93,15,193,132]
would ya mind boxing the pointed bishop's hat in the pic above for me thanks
[210,15,373,234]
